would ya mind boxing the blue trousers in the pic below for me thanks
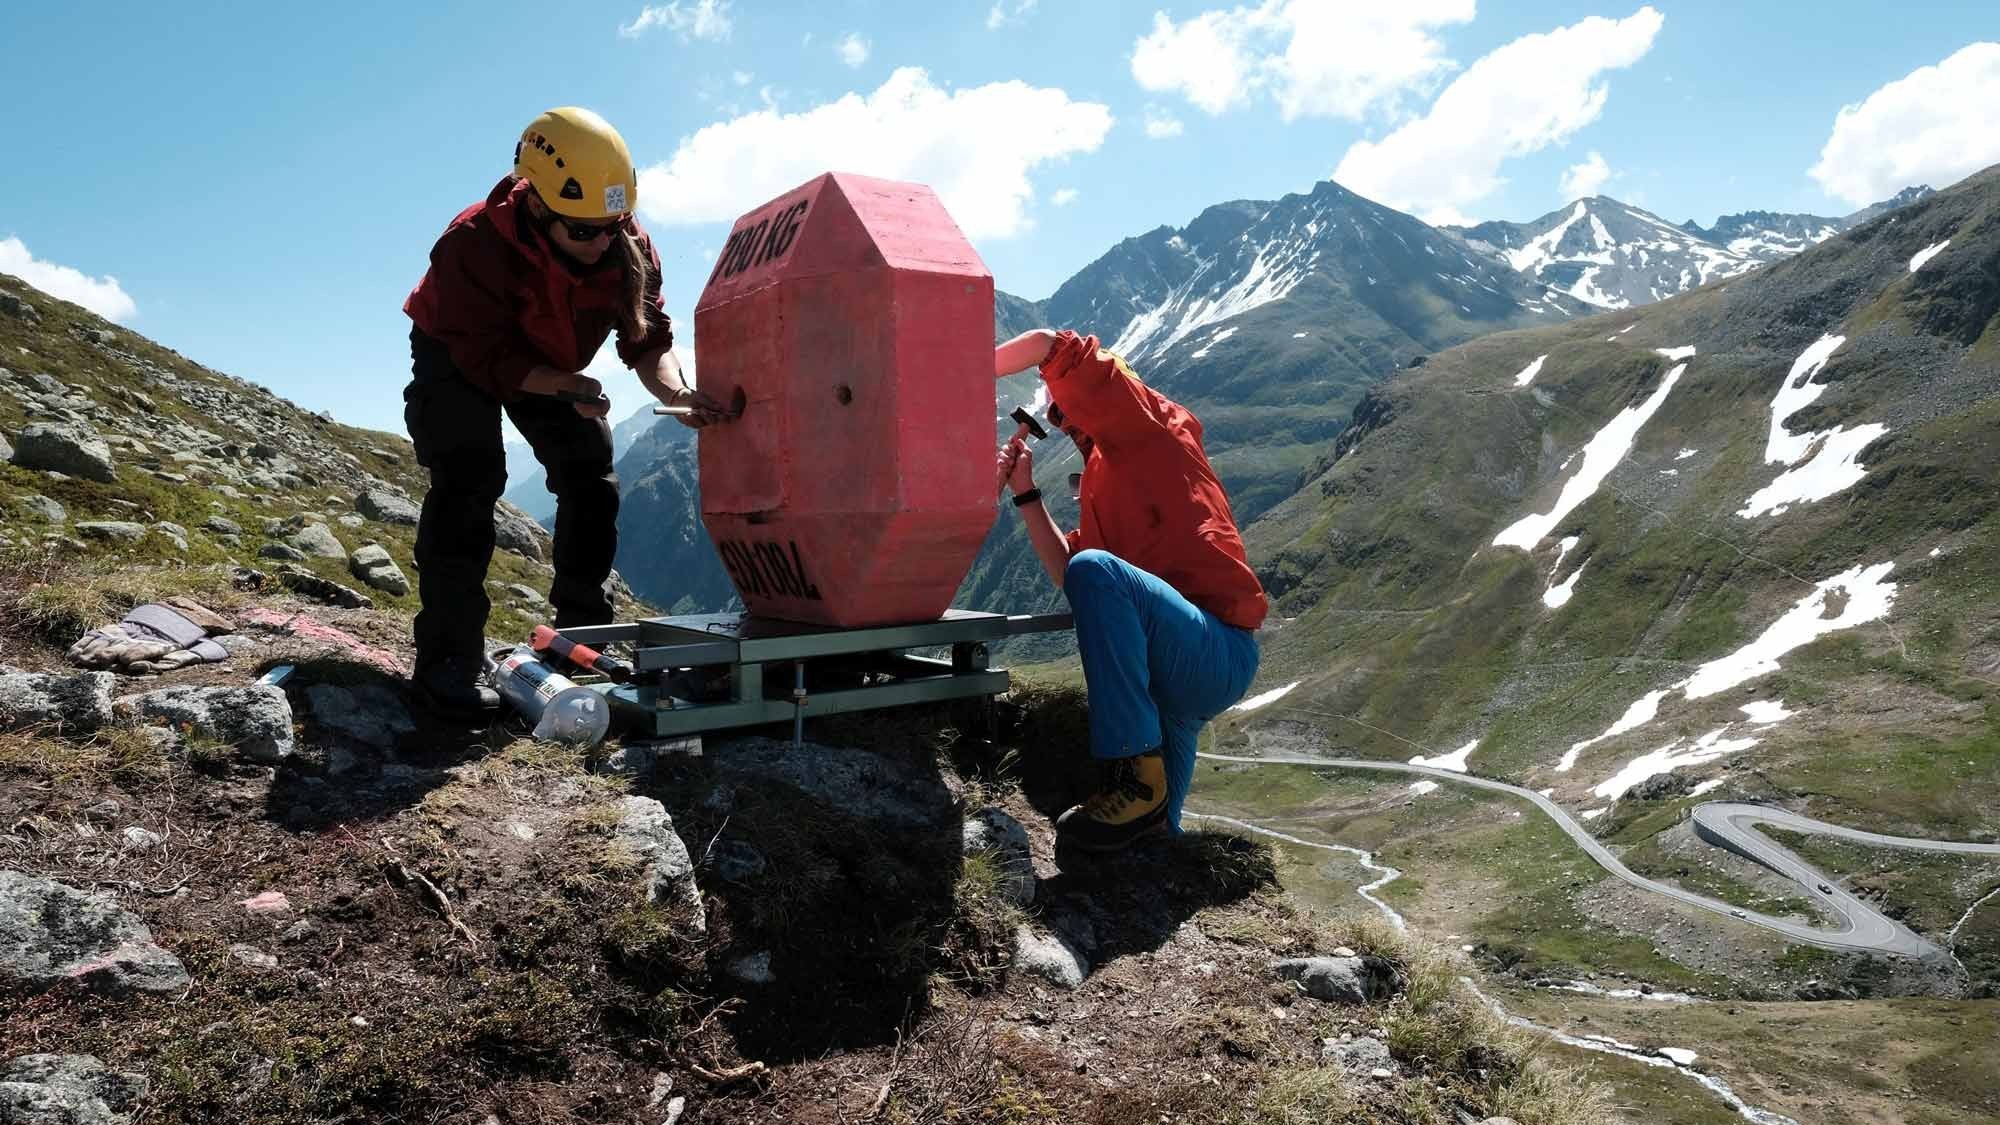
[1064,550,1260,831]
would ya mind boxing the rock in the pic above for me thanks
[304,683,414,750]
[288,523,346,560]
[611,796,707,934]
[257,543,307,562]
[1631,772,1692,801]
[726,950,775,985]
[705,740,956,830]
[0,871,192,996]
[274,565,373,610]
[1478,1119,1523,1125]
[493,500,549,561]
[74,521,145,543]
[0,290,41,323]
[10,423,115,483]
[119,827,164,852]
[202,515,241,536]
[0,1054,149,1125]
[115,684,295,763]
[1323,1035,1398,1076]
[16,494,64,523]
[151,522,187,552]
[963,808,1036,908]
[502,583,545,605]
[336,514,364,529]
[24,374,68,398]
[0,672,117,735]
[229,944,278,971]
[280,921,316,944]
[347,545,410,597]
[1270,956,1405,1005]
[663,1097,686,1125]
[354,490,420,526]
[1012,925,1089,989]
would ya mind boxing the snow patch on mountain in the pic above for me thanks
[1410,740,1478,773]
[1493,353,1690,550]
[1594,726,1762,801]
[1909,239,1950,272]
[1740,334,1888,518]
[1513,354,1548,387]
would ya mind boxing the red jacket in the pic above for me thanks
[1041,331,1269,631]
[404,175,675,400]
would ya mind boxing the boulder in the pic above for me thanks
[150,522,187,552]
[963,807,1036,908]
[611,797,707,934]
[354,490,420,526]
[74,522,145,543]
[1012,925,1089,989]
[348,544,410,597]
[288,523,346,560]
[0,290,41,323]
[0,671,117,735]
[1323,1035,1398,1076]
[493,500,549,561]
[201,515,241,537]
[0,1054,149,1125]
[17,494,64,523]
[275,565,373,610]
[115,684,294,763]
[304,683,414,750]
[705,739,955,831]
[257,543,307,563]
[0,872,191,996]
[10,423,115,483]
[1270,956,1405,1005]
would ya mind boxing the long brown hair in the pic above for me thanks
[614,227,653,340]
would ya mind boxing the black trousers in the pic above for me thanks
[403,328,619,668]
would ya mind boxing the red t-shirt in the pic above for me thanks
[403,175,674,399]
[1041,331,1268,631]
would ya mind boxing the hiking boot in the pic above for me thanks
[1056,750,1169,852]
[412,653,500,721]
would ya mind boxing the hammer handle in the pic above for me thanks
[996,422,1033,498]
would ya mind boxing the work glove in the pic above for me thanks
[67,597,235,675]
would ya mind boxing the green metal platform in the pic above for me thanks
[555,609,1073,739]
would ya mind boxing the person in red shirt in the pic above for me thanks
[401,107,733,718]
[995,329,1267,851]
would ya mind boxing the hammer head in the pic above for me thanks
[1010,406,1049,440]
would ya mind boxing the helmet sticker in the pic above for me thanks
[604,184,629,213]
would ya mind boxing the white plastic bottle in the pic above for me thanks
[488,645,612,746]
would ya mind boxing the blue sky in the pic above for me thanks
[3,2,1996,435]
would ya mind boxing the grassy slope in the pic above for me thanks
[0,273,649,644]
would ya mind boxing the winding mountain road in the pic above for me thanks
[1197,752,2000,961]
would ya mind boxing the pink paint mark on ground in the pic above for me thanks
[241,890,292,915]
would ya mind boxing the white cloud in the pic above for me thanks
[1333,7,1663,225]
[1561,151,1612,198]
[637,67,1113,240]
[1131,0,1474,122]
[986,0,1037,30]
[0,237,137,322]
[731,69,752,86]
[836,32,871,68]
[1809,42,2000,206]
[619,0,732,41]
[1143,107,1185,139]
[1051,188,1079,206]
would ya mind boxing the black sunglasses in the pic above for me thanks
[550,212,630,242]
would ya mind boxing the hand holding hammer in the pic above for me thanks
[996,406,1048,500]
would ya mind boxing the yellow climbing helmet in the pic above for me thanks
[513,107,637,220]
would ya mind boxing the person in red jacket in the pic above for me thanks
[402,107,732,718]
[995,329,1267,851]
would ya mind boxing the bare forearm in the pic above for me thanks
[1019,499,1071,586]
[995,329,1058,377]
[634,347,686,399]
